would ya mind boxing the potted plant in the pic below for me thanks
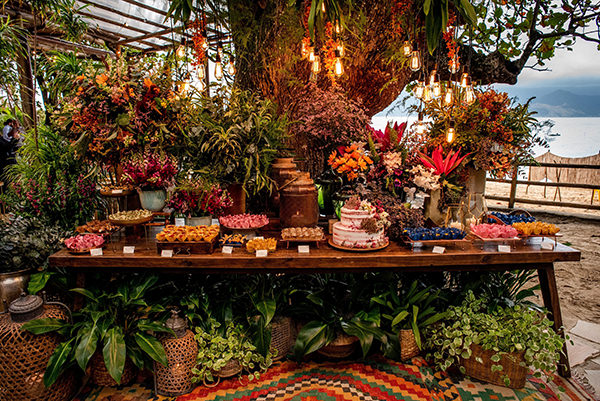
[371,280,445,360]
[167,180,232,226]
[191,319,272,385]
[425,291,565,388]
[0,215,66,311]
[290,275,386,360]
[122,149,178,211]
[23,275,170,387]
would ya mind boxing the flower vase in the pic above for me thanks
[187,215,212,226]
[424,189,444,226]
[138,189,167,211]
[467,167,487,194]
[316,169,343,217]
[224,183,246,215]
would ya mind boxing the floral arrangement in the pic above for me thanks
[328,143,373,182]
[344,196,390,234]
[421,88,546,177]
[122,150,178,191]
[167,180,232,217]
[419,146,469,178]
[410,165,441,191]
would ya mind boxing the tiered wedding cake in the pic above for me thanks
[332,197,389,249]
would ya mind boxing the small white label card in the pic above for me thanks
[413,242,424,248]
[498,245,512,253]
[256,249,268,257]
[174,218,186,226]
[222,246,233,254]
[161,249,173,258]
[432,246,445,254]
[112,189,123,194]
[541,242,555,251]
[212,218,220,226]
[254,236,264,240]
[90,248,103,256]
[123,246,135,254]
[298,245,310,254]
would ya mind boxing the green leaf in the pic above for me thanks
[28,271,53,294]
[137,320,174,335]
[459,0,478,25]
[70,288,98,302]
[22,318,68,335]
[255,299,276,326]
[134,332,167,367]
[423,0,433,15]
[75,324,99,370]
[293,321,333,359]
[103,327,126,384]
[342,319,386,358]
[391,311,409,328]
[44,339,74,387]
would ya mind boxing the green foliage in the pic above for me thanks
[0,215,67,274]
[179,87,289,195]
[191,319,273,383]
[425,291,564,385]
[23,275,169,387]
[372,280,446,350]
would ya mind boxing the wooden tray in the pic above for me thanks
[281,236,326,249]
[109,215,153,226]
[99,187,134,197]
[401,236,471,249]
[156,236,219,255]
[328,238,389,252]
[67,243,106,255]
[469,232,523,247]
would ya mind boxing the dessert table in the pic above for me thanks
[49,235,580,377]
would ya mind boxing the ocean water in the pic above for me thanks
[371,116,600,158]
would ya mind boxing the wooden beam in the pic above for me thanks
[32,35,115,58]
[78,10,163,49]
[115,26,184,46]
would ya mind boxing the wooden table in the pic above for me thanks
[50,237,580,377]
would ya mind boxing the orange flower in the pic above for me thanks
[144,78,154,88]
[347,171,358,180]
[95,74,108,85]
[358,158,367,170]
[346,158,358,169]
[328,150,337,165]
[76,86,84,96]
[364,155,373,164]
[75,75,85,82]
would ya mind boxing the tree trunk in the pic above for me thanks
[16,37,35,129]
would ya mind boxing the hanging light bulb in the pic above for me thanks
[334,49,343,77]
[228,56,236,75]
[215,54,223,80]
[429,71,441,97]
[301,41,308,58]
[414,80,425,99]
[464,85,476,105]
[448,54,460,74]
[335,21,342,34]
[409,48,421,71]
[176,39,186,58]
[312,55,321,74]
[201,31,209,51]
[423,86,433,103]
[178,73,191,96]
[460,72,470,88]
[428,69,438,86]
[414,111,427,134]
[197,64,206,80]
[446,120,456,143]
[443,85,454,106]
[337,42,345,57]
[321,1,326,13]
[403,41,412,57]
[308,49,315,62]
[217,41,224,58]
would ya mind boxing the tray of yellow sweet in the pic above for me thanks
[512,222,562,244]
[246,237,278,253]
[156,225,220,254]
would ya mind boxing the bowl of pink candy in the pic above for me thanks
[470,223,518,239]
[65,234,105,254]
[219,214,270,239]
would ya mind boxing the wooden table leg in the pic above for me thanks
[73,272,86,311]
[538,263,571,377]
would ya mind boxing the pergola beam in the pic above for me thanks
[32,35,116,58]
[78,10,162,49]
[115,26,185,46]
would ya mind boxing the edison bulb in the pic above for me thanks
[446,124,455,143]
[443,86,454,106]
[414,112,426,134]
[321,1,326,12]
[409,50,421,71]
[423,86,433,103]
[215,56,223,80]
[312,55,321,74]
[301,41,308,57]
[403,41,412,57]
[448,55,460,74]
[337,43,345,57]
[228,60,236,75]
[217,41,224,58]
[414,81,425,99]
[176,44,185,58]
[432,82,441,97]
[308,50,315,62]
[429,70,438,86]
[202,39,209,51]
[335,21,342,34]
[197,65,205,80]
[464,85,476,105]
[460,73,470,88]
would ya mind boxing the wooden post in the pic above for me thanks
[508,166,518,209]
[16,36,35,129]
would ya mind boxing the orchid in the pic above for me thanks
[419,146,469,177]
[122,150,178,190]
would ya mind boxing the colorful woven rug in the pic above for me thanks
[74,358,587,401]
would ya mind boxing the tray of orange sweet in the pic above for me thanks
[156,225,220,254]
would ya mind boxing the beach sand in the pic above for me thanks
[486,181,600,328]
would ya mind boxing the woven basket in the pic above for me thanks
[399,329,420,360]
[317,334,358,359]
[214,359,242,378]
[155,330,198,396]
[0,305,77,401]
[461,344,527,388]
[90,352,136,387]
[270,316,294,361]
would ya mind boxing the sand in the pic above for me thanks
[485,181,600,328]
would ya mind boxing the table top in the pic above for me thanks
[49,235,581,274]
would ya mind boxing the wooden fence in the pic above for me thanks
[486,162,600,211]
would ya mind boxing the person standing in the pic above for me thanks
[2,119,14,141]
[0,119,20,180]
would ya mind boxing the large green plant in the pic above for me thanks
[179,87,289,195]
[290,274,386,359]
[371,280,445,350]
[425,291,564,387]
[23,275,169,386]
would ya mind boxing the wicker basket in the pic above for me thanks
[90,352,136,387]
[270,316,294,361]
[399,329,420,360]
[317,334,358,359]
[214,359,242,378]
[461,344,527,388]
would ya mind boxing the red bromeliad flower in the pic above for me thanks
[419,146,469,177]
[368,122,407,152]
